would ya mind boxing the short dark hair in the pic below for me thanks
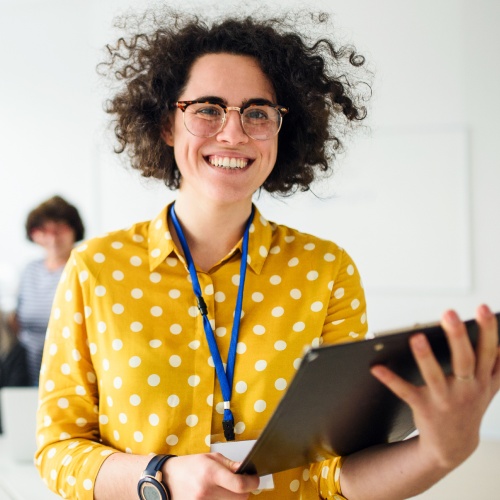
[25,195,85,242]
[100,8,371,195]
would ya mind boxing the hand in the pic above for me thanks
[163,452,259,500]
[371,304,500,471]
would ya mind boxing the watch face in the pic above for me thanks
[139,480,166,500]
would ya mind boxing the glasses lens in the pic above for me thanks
[242,105,281,140]
[184,103,224,137]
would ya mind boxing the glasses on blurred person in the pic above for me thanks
[171,100,289,141]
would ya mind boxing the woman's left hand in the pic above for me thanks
[371,304,500,471]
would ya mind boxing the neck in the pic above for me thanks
[170,196,253,272]
[44,253,69,271]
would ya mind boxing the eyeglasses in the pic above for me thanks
[171,100,289,141]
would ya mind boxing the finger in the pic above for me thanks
[475,304,499,380]
[409,333,447,392]
[217,469,259,494]
[370,364,421,407]
[228,460,242,473]
[211,486,254,500]
[441,310,476,379]
[210,452,238,470]
[210,453,259,493]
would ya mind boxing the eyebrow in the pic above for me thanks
[194,96,276,107]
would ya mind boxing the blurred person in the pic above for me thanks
[10,195,84,386]
[0,306,29,434]
[0,306,29,388]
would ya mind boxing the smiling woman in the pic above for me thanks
[162,53,282,232]
[98,10,369,193]
[33,5,500,500]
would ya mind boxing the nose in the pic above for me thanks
[216,108,249,144]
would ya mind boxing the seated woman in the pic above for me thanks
[0,306,28,388]
[0,306,29,434]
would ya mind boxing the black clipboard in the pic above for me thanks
[237,312,500,477]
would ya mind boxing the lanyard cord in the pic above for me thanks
[169,203,255,441]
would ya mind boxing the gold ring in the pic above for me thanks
[455,374,475,382]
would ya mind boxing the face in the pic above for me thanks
[31,220,76,259]
[163,53,279,208]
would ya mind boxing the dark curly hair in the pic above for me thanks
[26,195,85,242]
[100,8,371,195]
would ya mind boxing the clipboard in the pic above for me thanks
[237,312,500,477]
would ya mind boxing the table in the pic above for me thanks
[0,437,59,499]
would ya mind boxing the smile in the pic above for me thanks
[207,155,250,169]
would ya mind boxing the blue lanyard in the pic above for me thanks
[169,204,255,441]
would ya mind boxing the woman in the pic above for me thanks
[11,195,84,386]
[35,9,499,500]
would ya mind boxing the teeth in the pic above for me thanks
[208,156,249,169]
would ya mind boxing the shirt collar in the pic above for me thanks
[148,203,176,271]
[246,205,273,275]
[148,202,273,274]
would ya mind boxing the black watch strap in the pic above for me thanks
[144,454,177,476]
[139,454,177,500]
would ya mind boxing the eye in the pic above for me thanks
[191,104,223,119]
[244,106,270,121]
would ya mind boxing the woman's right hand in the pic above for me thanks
[164,452,259,500]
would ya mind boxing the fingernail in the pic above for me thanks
[370,365,386,379]
[411,333,428,352]
[444,310,460,324]
[479,304,493,318]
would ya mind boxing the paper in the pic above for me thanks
[211,440,274,490]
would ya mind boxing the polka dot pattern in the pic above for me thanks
[37,204,367,500]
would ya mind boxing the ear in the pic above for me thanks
[161,115,175,147]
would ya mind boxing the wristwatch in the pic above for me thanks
[137,454,177,500]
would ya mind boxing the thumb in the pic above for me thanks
[210,452,241,472]
[228,460,242,473]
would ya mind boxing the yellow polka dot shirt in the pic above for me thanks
[36,203,368,499]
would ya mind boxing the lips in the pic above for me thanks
[207,155,251,169]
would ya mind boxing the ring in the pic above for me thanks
[454,374,475,382]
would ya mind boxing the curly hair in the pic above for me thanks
[25,195,85,242]
[99,8,371,195]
